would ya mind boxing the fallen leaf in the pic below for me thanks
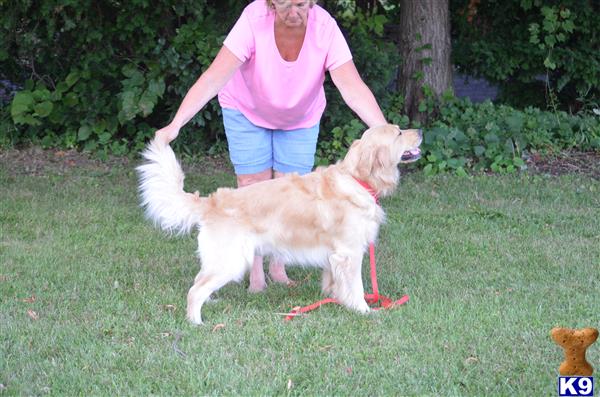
[27,310,39,320]
[22,295,36,303]
[345,367,353,375]
[163,304,177,311]
[465,356,479,365]
[212,323,225,332]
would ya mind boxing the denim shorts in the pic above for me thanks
[222,108,319,175]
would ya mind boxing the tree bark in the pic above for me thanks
[398,0,452,123]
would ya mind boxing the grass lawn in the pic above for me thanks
[1,152,599,396]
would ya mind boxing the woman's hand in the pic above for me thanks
[329,60,387,128]
[154,123,180,146]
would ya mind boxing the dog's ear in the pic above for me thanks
[355,147,374,178]
[374,146,391,170]
[358,145,391,176]
[345,139,392,179]
[356,145,391,178]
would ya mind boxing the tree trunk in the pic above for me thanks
[398,0,452,123]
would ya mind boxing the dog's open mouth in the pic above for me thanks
[400,148,422,163]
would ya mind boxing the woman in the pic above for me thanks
[155,0,391,292]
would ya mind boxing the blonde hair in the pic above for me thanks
[266,0,317,9]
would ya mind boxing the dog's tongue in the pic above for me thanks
[401,148,421,162]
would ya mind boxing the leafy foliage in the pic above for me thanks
[451,0,600,111]
[321,8,401,137]
[421,98,600,175]
[2,0,598,177]
[1,0,241,156]
[314,4,404,164]
[1,0,401,158]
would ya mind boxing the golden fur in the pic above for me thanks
[137,124,421,324]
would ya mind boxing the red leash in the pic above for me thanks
[284,178,409,321]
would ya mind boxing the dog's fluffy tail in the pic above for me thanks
[136,139,204,235]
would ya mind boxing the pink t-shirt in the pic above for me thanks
[218,0,353,130]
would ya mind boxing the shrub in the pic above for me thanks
[315,95,600,175]
[322,9,401,132]
[1,0,242,156]
[421,98,600,175]
[3,1,598,177]
[451,0,600,112]
[2,1,401,157]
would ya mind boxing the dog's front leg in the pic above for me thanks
[328,253,370,313]
[321,266,334,296]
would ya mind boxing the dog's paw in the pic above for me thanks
[186,306,203,325]
[337,295,371,314]
[353,300,371,314]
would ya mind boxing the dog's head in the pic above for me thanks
[342,125,422,197]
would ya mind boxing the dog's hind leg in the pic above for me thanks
[186,271,235,325]
[187,232,253,325]
[329,252,370,313]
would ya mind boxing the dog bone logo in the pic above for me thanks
[551,327,598,376]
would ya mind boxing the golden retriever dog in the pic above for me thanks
[137,124,422,324]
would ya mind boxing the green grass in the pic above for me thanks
[1,159,599,396]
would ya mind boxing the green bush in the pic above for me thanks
[322,9,400,132]
[2,1,401,158]
[316,95,600,175]
[420,98,600,175]
[314,6,402,164]
[451,0,600,112]
[1,0,242,156]
[3,1,598,177]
